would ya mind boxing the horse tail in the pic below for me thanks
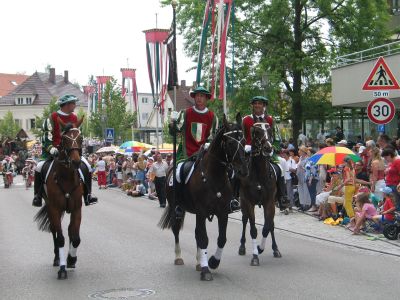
[158,205,185,230]
[34,205,51,232]
[33,204,65,232]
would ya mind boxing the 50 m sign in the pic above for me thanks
[367,98,396,125]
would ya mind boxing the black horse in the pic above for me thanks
[159,113,248,281]
[34,118,84,279]
[238,122,282,266]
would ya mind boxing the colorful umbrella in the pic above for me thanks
[309,146,361,165]
[96,146,119,154]
[119,141,153,153]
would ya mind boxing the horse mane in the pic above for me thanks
[62,123,74,133]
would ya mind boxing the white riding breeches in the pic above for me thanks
[35,156,91,173]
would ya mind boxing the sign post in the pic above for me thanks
[105,128,115,144]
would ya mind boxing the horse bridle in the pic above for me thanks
[59,128,82,166]
[252,123,273,157]
[221,129,245,165]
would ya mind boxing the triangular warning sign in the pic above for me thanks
[362,57,400,90]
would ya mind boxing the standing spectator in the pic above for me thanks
[116,156,124,188]
[287,138,296,150]
[317,130,326,145]
[96,157,107,189]
[107,157,116,185]
[342,157,356,218]
[370,147,386,201]
[335,127,344,143]
[165,153,173,166]
[298,130,308,146]
[296,146,311,211]
[148,153,169,207]
[381,147,400,209]
[305,151,319,212]
[135,154,147,184]
[282,150,296,209]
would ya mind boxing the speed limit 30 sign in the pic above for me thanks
[367,97,396,125]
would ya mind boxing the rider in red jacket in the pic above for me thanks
[32,95,98,207]
[242,96,289,210]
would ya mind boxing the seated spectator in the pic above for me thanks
[372,186,397,224]
[349,192,377,235]
[316,169,343,220]
[127,180,147,197]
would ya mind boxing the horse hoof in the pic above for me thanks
[67,255,77,268]
[57,266,67,280]
[53,258,60,267]
[196,264,202,271]
[238,245,246,256]
[284,209,289,215]
[200,267,213,281]
[250,255,259,266]
[208,256,220,270]
[273,250,282,258]
[257,246,264,255]
[174,258,184,265]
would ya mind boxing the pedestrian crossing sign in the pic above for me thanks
[362,57,400,90]
[105,128,114,142]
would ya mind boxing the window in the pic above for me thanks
[26,97,32,104]
[14,119,22,127]
[30,119,36,129]
[142,112,149,120]
[142,97,148,104]
[16,97,23,105]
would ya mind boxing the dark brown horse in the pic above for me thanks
[34,117,84,279]
[159,113,248,281]
[238,123,282,266]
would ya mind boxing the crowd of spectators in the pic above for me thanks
[87,148,172,208]
[278,129,399,236]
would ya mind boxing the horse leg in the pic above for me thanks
[51,230,59,267]
[209,214,228,270]
[258,202,281,258]
[49,210,67,279]
[172,220,184,266]
[195,214,212,281]
[238,213,248,256]
[248,209,259,266]
[67,209,82,268]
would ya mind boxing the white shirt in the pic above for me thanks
[96,160,106,172]
[284,157,297,180]
[149,161,169,177]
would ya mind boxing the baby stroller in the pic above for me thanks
[383,211,400,240]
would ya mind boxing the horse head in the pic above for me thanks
[220,112,248,177]
[251,122,273,157]
[58,116,84,169]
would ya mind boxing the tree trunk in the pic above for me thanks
[292,0,303,146]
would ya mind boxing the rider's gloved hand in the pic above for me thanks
[204,143,210,150]
[49,147,59,156]
[245,145,252,153]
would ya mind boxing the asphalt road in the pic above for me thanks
[1,176,400,300]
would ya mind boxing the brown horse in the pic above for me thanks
[238,123,282,266]
[159,113,248,281]
[34,117,84,279]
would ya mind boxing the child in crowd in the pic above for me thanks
[348,192,377,235]
[372,186,396,224]
[127,179,147,197]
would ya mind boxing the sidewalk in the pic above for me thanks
[230,207,400,257]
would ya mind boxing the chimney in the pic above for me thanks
[49,68,56,84]
[64,70,69,83]
[180,80,186,87]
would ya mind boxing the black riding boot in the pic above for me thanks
[83,172,98,206]
[32,171,43,207]
[277,176,289,210]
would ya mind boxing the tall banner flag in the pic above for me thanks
[83,85,96,113]
[143,28,170,115]
[197,0,234,101]
[96,76,111,108]
[121,68,138,111]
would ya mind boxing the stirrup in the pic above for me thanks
[230,199,241,213]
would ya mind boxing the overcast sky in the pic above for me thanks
[0,0,195,92]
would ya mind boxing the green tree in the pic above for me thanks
[31,97,59,138]
[163,0,391,142]
[89,79,136,143]
[0,111,21,139]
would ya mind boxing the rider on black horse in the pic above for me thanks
[32,94,98,207]
[170,86,240,218]
[242,96,289,210]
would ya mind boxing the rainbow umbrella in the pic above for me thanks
[119,141,153,153]
[309,146,361,166]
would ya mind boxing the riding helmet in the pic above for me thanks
[189,86,211,99]
[57,94,79,106]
